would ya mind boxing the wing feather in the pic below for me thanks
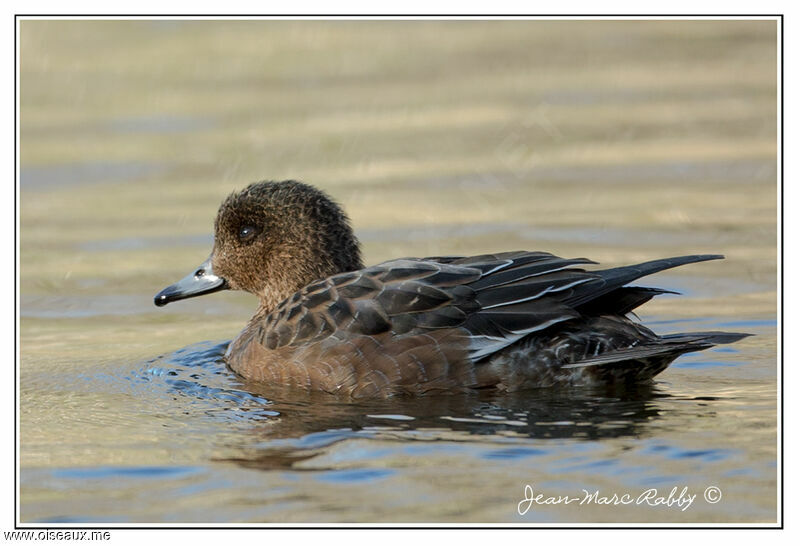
[257,252,724,368]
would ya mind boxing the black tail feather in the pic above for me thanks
[577,286,678,316]
[566,254,724,307]
[660,331,753,345]
[563,329,751,370]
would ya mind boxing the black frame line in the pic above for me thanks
[12,12,784,531]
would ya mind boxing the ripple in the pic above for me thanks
[366,414,416,421]
[315,468,395,484]
[130,341,278,423]
[108,114,215,135]
[52,465,203,480]
[482,447,548,460]
[672,360,740,369]
[640,443,737,463]
[20,161,164,191]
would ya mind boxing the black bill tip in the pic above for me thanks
[154,257,228,307]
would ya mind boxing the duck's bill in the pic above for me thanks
[154,257,228,307]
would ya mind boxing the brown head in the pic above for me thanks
[155,180,364,311]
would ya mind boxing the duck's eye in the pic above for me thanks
[238,225,258,242]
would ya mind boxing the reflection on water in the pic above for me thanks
[135,340,685,445]
[139,336,762,476]
[20,330,776,523]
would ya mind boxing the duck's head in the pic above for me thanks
[154,180,364,311]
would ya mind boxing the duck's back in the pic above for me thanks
[225,251,747,397]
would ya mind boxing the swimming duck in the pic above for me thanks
[154,180,747,397]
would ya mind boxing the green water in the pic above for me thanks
[19,19,777,524]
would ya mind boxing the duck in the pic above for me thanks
[154,180,748,398]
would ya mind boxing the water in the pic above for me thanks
[19,316,777,523]
[19,161,165,191]
[18,19,778,524]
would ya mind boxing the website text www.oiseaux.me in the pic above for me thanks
[3,531,111,541]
